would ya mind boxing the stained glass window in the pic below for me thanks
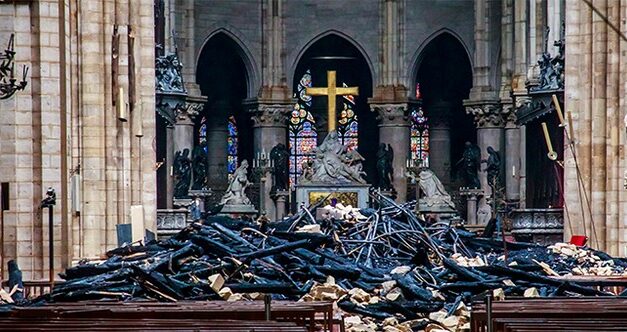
[338,85,358,151]
[227,115,238,180]
[289,70,317,187]
[411,108,429,167]
[198,116,208,154]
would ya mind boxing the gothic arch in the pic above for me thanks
[289,30,376,91]
[196,28,260,98]
[407,28,473,94]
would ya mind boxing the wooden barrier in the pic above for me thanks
[471,297,627,332]
[0,300,339,332]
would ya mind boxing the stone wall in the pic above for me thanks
[564,0,627,256]
[0,0,156,279]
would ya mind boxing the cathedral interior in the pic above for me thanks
[1,0,627,330]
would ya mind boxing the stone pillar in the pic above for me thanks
[371,103,410,202]
[465,102,508,200]
[426,101,452,187]
[166,125,175,208]
[504,111,521,202]
[173,111,194,158]
[248,100,292,216]
[206,106,229,191]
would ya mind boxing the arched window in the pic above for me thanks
[338,88,358,151]
[411,108,429,167]
[227,115,238,180]
[289,70,318,187]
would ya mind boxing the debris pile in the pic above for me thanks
[7,193,627,331]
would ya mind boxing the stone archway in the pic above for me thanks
[413,32,474,206]
[196,33,253,194]
[291,33,377,184]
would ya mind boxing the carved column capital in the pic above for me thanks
[247,101,293,128]
[370,103,410,127]
[464,101,512,128]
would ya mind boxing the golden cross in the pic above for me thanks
[306,70,359,132]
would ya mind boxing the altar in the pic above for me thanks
[295,183,370,209]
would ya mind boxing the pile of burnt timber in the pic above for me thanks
[4,193,627,331]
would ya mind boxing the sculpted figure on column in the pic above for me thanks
[191,143,208,190]
[173,148,192,198]
[455,141,481,189]
[482,146,501,188]
[220,160,252,205]
[270,143,290,191]
[376,143,394,190]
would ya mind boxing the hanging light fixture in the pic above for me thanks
[0,33,29,100]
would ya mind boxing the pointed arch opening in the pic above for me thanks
[410,32,474,206]
[290,34,376,186]
[196,32,253,191]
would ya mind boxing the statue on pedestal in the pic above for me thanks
[418,168,455,209]
[306,131,366,184]
[220,159,252,206]
[455,141,481,189]
[483,146,501,188]
[173,148,192,198]
[376,143,394,190]
[191,143,208,190]
[270,143,290,191]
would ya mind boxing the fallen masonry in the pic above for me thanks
[2,193,627,331]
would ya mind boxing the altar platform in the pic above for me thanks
[295,183,370,209]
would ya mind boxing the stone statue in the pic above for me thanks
[483,146,501,188]
[270,143,290,191]
[477,198,492,225]
[376,143,394,190]
[305,131,366,184]
[191,143,208,190]
[220,159,252,205]
[455,141,481,189]
[418,168,455,209]
[173,148,192,198]
[155,53,185,93]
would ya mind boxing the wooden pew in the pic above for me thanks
[0,300,337,332]
[471,297,627,332]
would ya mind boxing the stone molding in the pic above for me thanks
[249,103,293,128]
[464,101,513,128]
[370,103,410,126]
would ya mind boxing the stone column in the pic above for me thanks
[206,104,229,192]
[248,100,292,216]
[504,111,521,202]
[426,101,452,188]
[465,102,508,200]
[371,103,410,202]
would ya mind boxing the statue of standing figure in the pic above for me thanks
[173,148,192,198]
[376,143,394,190]
[191,143,208,190]
[270,143,290,191]
[220,159,252,205]
[482,146,501,188]
[455,141,481,189]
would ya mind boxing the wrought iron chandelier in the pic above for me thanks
[1,33,29,100]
